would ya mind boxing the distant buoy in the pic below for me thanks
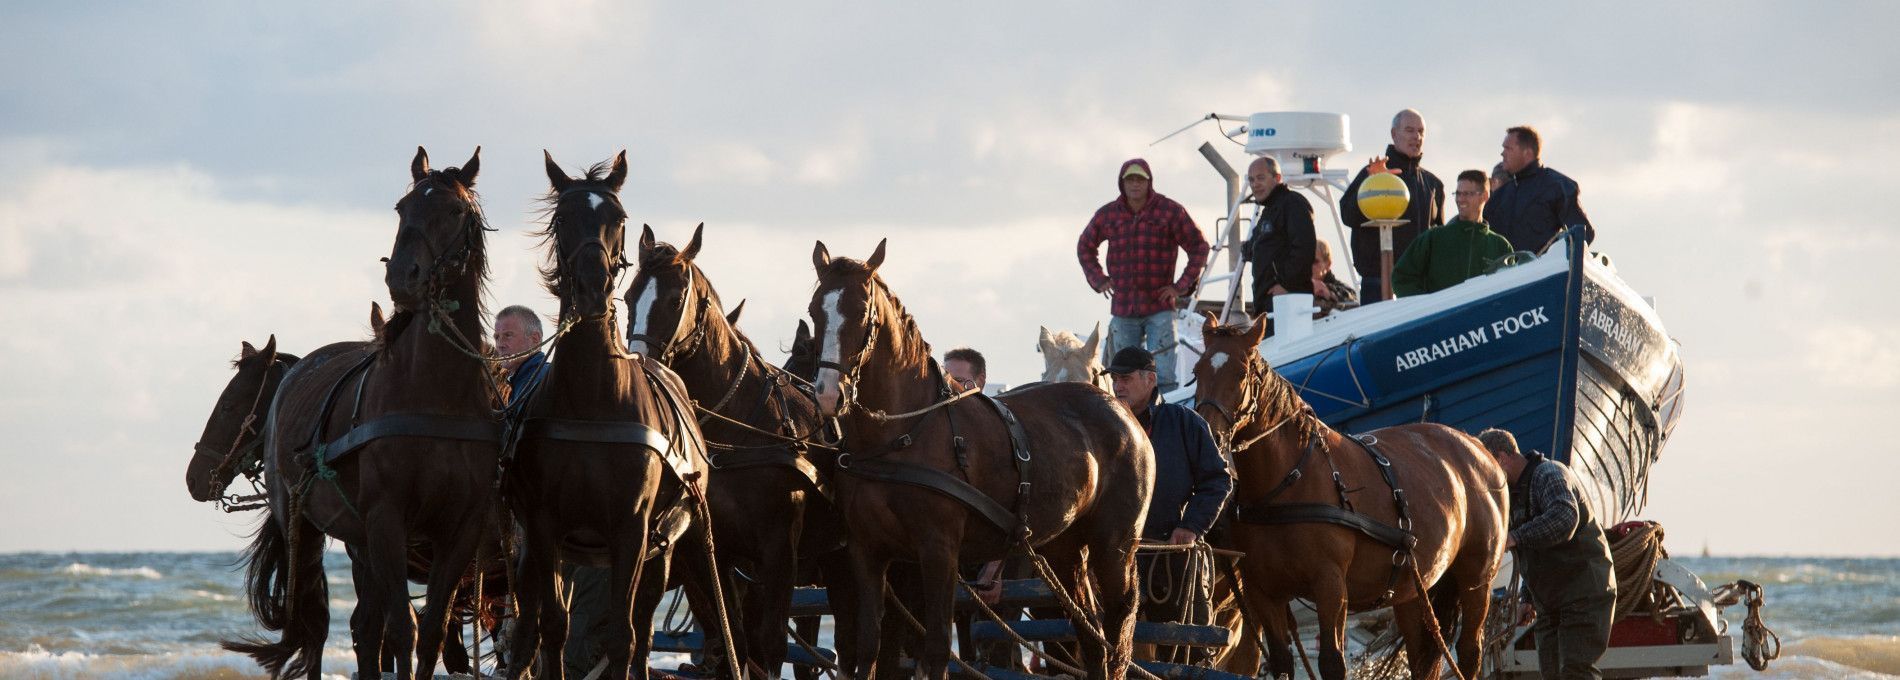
[1357,171,1410,221]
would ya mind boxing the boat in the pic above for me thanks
[1156,111,1757,678]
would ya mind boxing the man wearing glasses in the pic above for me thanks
[944,347,987,393]
[1340,109,1446,303]
[1391,169,1516,297]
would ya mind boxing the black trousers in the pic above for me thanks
[1531,588,1615,679]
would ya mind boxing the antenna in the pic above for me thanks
[1149,113,1250,147]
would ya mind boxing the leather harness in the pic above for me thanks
[1233,431,1418,608]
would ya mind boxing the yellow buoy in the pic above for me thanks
[1356,170,1411,221]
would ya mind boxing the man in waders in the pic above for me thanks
[1480,428,1616,679]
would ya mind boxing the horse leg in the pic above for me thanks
[349,550,387,675]
[363,509,418,680]
[505,517,551,680]
[1454,582,1492,679]
[1087,535,1140,680]
[751,519,800,679]
[631,544,675,677]
[914,538,961,680]
[416,518,483,679]
[603,521,649,680]
[818,548,862,679]
[1393,597,1444,680]
[846,545,891,680]
[1252,597,1295,680]
[1312,583,1350,680]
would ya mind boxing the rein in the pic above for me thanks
[194,357,288,511]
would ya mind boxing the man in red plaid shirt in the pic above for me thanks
[1077,158,1209,394]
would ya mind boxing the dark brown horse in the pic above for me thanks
[187,337,299,505]
[505,152,718,680]
[807,240,1153,680]
[1191,313,1508,680]
[225,147,503,680]
[624,224,857,678]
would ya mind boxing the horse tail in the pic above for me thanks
[222,507,330,677]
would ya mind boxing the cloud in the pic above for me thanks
[1804,323,1900,390]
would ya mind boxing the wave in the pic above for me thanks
[55,563,163,580]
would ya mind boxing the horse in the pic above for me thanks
[188,337,300,505]
[1035,323,1112,392]
[505,151,721,680]
[807,239,1153,680]
[624,224,858,678]
[224,147,504,680]
[1190,312,1508,680]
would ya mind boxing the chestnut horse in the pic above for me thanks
[226,147,504,680]
[624,224,858,678]
[187,337,299,506]
[807,240,1153,680]
[1191,313,1507,680]
[505,152,718,680]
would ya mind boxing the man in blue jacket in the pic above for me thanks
[1106,346,1232,647]
[1486,126,1595,252]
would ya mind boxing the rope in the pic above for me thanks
[1020,550,1166,680]
[784,620,840,679]
[881,589,998,680]
[855,385,983,423]
[1712,580,1779,671]
[1609,522,1667,619]
[957,580,1087,678]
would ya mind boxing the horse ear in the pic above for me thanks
[812,241,832,271]
[240,341,259,360]
[458,146,481,187]
[369,301,387,337]
[1200,310,1220,332]
[1246,312,1270,344]
[725,299,746,326]
[639,224,656,254]
[865,238,888,273]
[411,146,430,182]
[682,222,704,261]
[261,335,277,362]
[604,150,628,192]
[1083,322,1102,357]
[795,319,812,345]
[1038,326,1055,352]
[544,150,572,193]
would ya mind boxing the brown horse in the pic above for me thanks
[505,152,718,680]
[187,337,299,505]
[624,224,858,678]
[1191,313,1507,680]
[225,147,504,680]
[807,240,1153,680]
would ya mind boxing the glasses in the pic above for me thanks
[1454,190,1482,197]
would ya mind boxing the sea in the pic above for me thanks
[0,552,1893,679]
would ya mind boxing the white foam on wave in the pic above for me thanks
[57,563,163,579]
[0,645,260,679]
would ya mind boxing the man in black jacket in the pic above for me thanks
[1340,109,1445,304]
[1486,126,1595,252]
[1244,156,1317,317]
[1105,346,1232,648]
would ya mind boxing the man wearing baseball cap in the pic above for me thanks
[1105,346,1231,658]
[1078,159,1210,395]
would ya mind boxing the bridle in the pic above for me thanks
[813,287,882,417]
[1199,352,1312,456]
[550,185,630,324]
[393,176,487,313]
[628,264,712,365]
[191,357,288,508]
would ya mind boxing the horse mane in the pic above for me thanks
[1045,329,1086,351]
[1209,320,1318,441]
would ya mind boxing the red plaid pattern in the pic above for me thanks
[1077,192,1210,318]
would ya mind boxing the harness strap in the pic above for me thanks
[1233,503,1416,550]
[319,413,505,464]
[838,458,1018,535]
[977,393,1035,530]
[518,417,670,451]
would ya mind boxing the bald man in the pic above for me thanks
[1340,109,1446,303]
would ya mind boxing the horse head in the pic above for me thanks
[1037,322,1104,386]
[386,146,484,311]
[625,223,718,361]
[540,150,629,321]
[785,319,818,381]
[1191,311,1274,443]
[187,336,291,503]
[807,238,891,416]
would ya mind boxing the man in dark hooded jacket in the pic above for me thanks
[1243,156,1317,319]
[1078,158,1209,395]
[1486,126,1594,252]
[1340,109,1445,303]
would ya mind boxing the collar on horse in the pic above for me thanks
[1234,432,1420,608]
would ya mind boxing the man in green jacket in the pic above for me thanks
[1391,169,1515,297]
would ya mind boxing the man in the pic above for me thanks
[944,347,986,392]
[1078,158,1209,395]
[494,304,549,405]
[1479,429,1616,680]
[1490,162,1511,194]
[1340,109,1446,303]
[1104,346,1231,629]
[1391,170,1516,297]
[1243,156,1317,319]
[1486,126,1594,252]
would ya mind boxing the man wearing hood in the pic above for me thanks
[1078,158,1209,395]
[1340,108,1446,303]
[1486,125,1594,252]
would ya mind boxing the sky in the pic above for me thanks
[2,1,1896,556]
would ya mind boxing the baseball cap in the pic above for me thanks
[1103,347,1157,375]
[1121,164,1151,180]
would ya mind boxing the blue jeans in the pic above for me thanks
[1109,310,1178,394]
